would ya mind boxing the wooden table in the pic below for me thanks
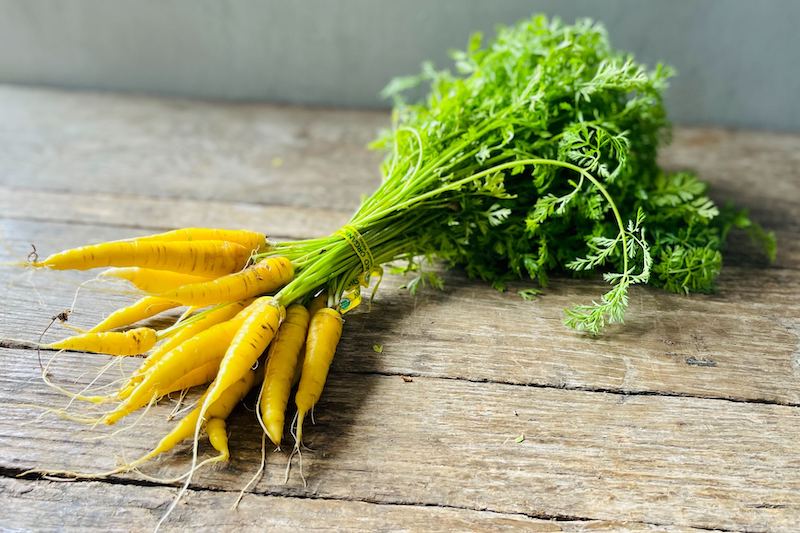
[0,85,798,532]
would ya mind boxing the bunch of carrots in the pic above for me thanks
[16,16,775,527]
[28,227,341,478]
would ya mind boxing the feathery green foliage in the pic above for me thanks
[262,15,775,334]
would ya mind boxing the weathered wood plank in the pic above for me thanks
[0,478,707,533]
[0,85,385,211]
[1,86,798,532]
[1,347,798,531]
[0,186,350,240]
[1,85,798,226]
[2,218,798,405]
[664,128,800,225]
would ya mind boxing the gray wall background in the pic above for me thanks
[1,0,798,131]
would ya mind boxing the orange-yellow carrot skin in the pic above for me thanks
[101,267,213,294]
[259,304,310,445]
[202,297,283,409]
[295,308,343,442]
[292,292,327,386]
[134,228,268,253]
[307,292,328,317]
[88,296,179,333]
[160,359,220,394]
[44,327,157,356]
[205,418,230,460]
[117,300,252,399]
[155,257,294,306]
[130,370,256,464]
[34,240,250,277]
[104,307,255,424]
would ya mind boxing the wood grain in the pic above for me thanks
[0,85,798,223]
[0,186,350,240]
[1,85,799,531]
[0,478,707,533]
[0,86,385,211]
[1,346,798,531]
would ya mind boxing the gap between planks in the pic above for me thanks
[0,477,721,533]
[3,353,798,532]
[2,337,799,410]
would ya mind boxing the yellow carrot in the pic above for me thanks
[33,240,251,277]
[122,369,257,467]
[201,297,283,409]
[117,300,252,399]
[205,418,230,460]
[88,296,179,333]
[295,308,343,443]
[160,359,220,395]
[43,327,157,356]
[100,267,213,294]
[293,291,328,386]
[104,304,256,424]
[133,228,268,253]
[307,291,328,317]
[259,304,310,445]
[155,257,294,307]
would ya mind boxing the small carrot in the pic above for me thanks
[155,257,294,307]
[104,304,257,424]
[294,308,343,443]
[32,240,251,277]
[116,300,252,399]
[293,291,327,386]
[122,369,257,468]
[88,296,180,333]
[259,304,310,445]
[133,228,269,253]
[201,297,283,409]
[205,418,230,460]
[159,359,220,395]
[43,327,157,356]
[100,268,214,294]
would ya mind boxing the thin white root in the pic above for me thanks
[62,357,119,411]
[254,375,268,435]
[129,455,225,484]
[156,393,209,531]
[231,433,266,510]
[167,388,190,421]
[286,411,307,487]
[283,448,295,485]
[13,403,100,425]
[68,278,98,316]
[60,323,86,334]
[39,349,111,406]
[84,397,155,442]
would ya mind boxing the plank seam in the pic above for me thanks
[338,369,800,408]
[2,337,797,408]
[0,467,747,532]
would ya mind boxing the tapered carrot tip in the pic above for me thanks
[102,410,124,426]
[207,418,231,460]
[296,410,306,444]
[266,420,283,447]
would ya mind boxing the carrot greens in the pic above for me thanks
[262,15,774,334]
